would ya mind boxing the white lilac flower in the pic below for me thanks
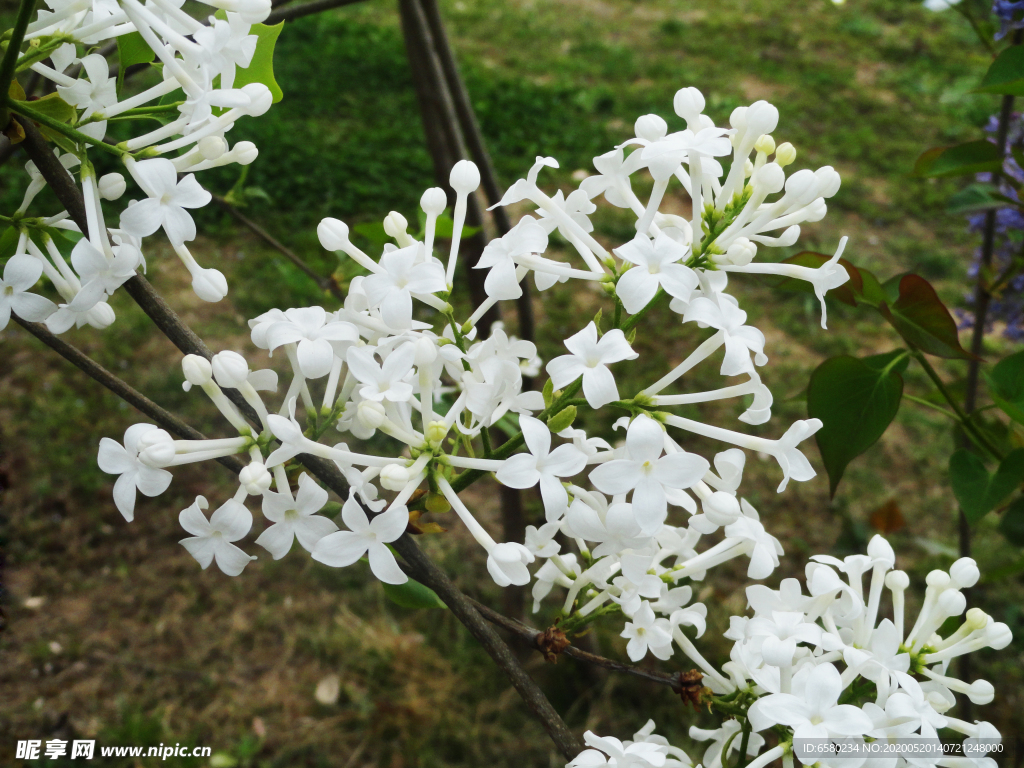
[496,415,587,517]
[346,344,417,403]
[256,473,339,558]
[614,232,699,314]
[546,322,638,408]
[120,159,212,246]
[97,424,173,521]
[178,495,255,577]
[265,306,359,378]
[621,601,673,661]
[362,245,446,329]
[0,255,56,329]
[312,496,409,584]
[589,414,709,533]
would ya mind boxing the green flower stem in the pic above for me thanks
[903,394,959,422]
[7,99,127,158]
[621,287,666,332]
[14,36,70,73]
[910,350,1004,461]
[0,0,38,128]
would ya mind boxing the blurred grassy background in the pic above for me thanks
[2,0,1024,765]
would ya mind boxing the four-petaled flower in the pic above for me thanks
[496,415,587,517]
[614,233,699,314]
[97,423,173,521]
[0,255,56,330]
[256,473,339,558]
[120,158,212,246]
[178,496,255,576]
[312,496,409,584]
[547,321,639,409]
[363,245,447,329]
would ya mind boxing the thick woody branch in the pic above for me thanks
[11,316,247,475]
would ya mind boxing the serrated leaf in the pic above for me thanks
[949,448,1024,524]
[808,351,906,496]
[382,578,447,610]
[878,274,974,360]
[774,251,862,307]
[986,349,1024,426]
[998,496,1024,547]
[913,140,1003,178]
[233,22,284,103]
[976,45,1024,95]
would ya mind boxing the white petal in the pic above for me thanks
[368,542,407,584]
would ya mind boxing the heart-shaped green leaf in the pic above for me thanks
[879,274,975,360]
[808,351,907,496]
[233,21,285,103]
[986,349,1024,426]
[949,448,1024,524]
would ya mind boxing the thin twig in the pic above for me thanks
[10,316,247,475]
[467,597,681,690]
[265,0,367,24]
[211,195,343,299]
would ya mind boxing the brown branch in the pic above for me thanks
[266,0,367,24]
[211,195,343,300]
[11,316,247,475]
[467,598,682,690]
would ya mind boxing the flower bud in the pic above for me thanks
[783,168,817,204]
[318,218,350,251]
[753,134,775,155]
[743,158,753,178]
[380,463,411,492]
[729,106,748,134]
[546,405,577,433]
[98,172,126,200]
[724,237,756,266]
[938,589,966,618]
[634,114,667,142]
[235,0,271,23]
[926,570,950,589]
[966,607,988,630]
[774,142,796,167]
[703,492,741,526]
[985,621,1013,650]
[450,159,480,194]
[212,350,250,388]
[673,87,705,125]
[356,400,386,430]
[802,198,828,223]
[241,83,273,116]
[199,135,227,160]
[383,211,409,240]
[414,337,438,366]
[950,557,980,589]
[239,462,273,495]
[138,429,175,467]
[751,162,785,195]
[745,101,779,139]
[814,166,842,199]
[885,570,909,591]
[85,301,115,329]
[182,355,214,389]
[426,420,448,444]
[425,492,451,514]
[420,187,448,216]
[233,141,259,166]
[191,267,229,303]
[968,680,995,705]
[867,534,895,565]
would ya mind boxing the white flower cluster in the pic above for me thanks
[90,87,1010,764]
[2,0,272,333]
[573,539,1009,768]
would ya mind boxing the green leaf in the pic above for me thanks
[432,213,481,241]
[998,496,1024,547]
[117,31,156,70]
[547,405,577,433]
[382,578,447,610]
[986,349,1024,426]
[949,448,1024,524]
[17,93,76,124]
[913,140,1003,178]
[976,44,1024,95]
[233,22,285,103]
[0,227,19,260]
[878,274,974,360]
[807,351,906,496]
[946,183,1020,214]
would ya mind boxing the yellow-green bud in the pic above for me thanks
[775,142,796,167]
[547,405,577,433]
[425,493,451,514]
[426,420,448,444]
[754,134,776,155]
